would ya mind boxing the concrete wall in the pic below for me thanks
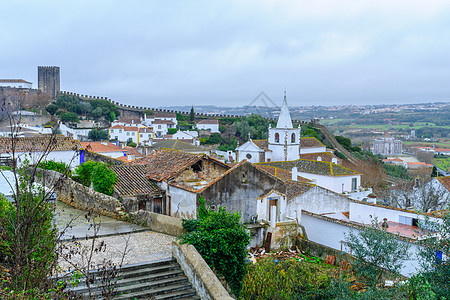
[201,163,286,222]
[130,210,184,237]
[172,240,233,300]
[348,200,436,225]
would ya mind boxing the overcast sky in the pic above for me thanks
[2,0,450,107]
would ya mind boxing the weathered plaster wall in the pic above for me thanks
[172,240,233,300]
[167,185,197,219]
[201,163,286,222]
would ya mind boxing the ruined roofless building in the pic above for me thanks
[38,66,60,98]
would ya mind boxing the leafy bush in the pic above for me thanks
[181,198,250,296]
[88,128,109,141]
[38,160,71,176]
[91,163,117,195]
[74,160,97,187]
[60,112,79,123]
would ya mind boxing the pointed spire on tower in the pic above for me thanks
[276,91,293,128]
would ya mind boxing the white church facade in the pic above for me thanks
[236,96,329,163]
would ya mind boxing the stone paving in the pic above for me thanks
[55,201,176,270]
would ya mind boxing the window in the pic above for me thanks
[352,178,357,191]
[140,134,143,137]
[158,125,161,129]
[132,132,135,136]
[111,129,114,133]
[246,153,252,159]
[291,133,295,143]
[119,130,122,133]
[275,133,279,143]
[127,132,130,136]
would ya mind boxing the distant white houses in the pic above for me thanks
[0,79,33,89]
[196,119,219,133]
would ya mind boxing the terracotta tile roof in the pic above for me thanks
[124,127,139,131]
[0,136,82,153]
[110,165,162,196]
[257,159,359,176]
[197,119,219,124]
[253,140,270,151]
[255,165,311,183]
[153,120,175,125]
[437,176,450,193]
[0,79,32,84]
[128,149,228,181]
[300,137,325,148]
[151,140,210,152]
[110,125,126,129]
[286,180,314,200]
[300,152,337,162]
[81,141,124,153]
[124,146,143,157]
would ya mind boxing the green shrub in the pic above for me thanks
[168,128,177,134]
[181,202,250,296]
[74,160,97,186]
[91,163,117,196]
[38,160,71,176]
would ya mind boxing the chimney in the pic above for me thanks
[291,167,298,181]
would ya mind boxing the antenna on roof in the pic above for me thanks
[284,88,286,100]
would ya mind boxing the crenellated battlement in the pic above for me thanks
[56,91,319,123]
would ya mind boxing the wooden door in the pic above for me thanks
[153,197,162,214]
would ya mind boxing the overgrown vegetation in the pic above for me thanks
[181,196,250,296]
[241,257,335,300]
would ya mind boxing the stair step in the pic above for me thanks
[72,269,185,293]
[71,262,181,289]
[113,283,194,300]
[154,288,198,300]
[83,276,190,298]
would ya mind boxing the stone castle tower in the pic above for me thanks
[268,94,301,161]
[38,66,60,98]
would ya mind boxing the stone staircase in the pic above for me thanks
[69,258,200,299]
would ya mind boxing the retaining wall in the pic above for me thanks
[172,240,233,300]
[36,169,127,220]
